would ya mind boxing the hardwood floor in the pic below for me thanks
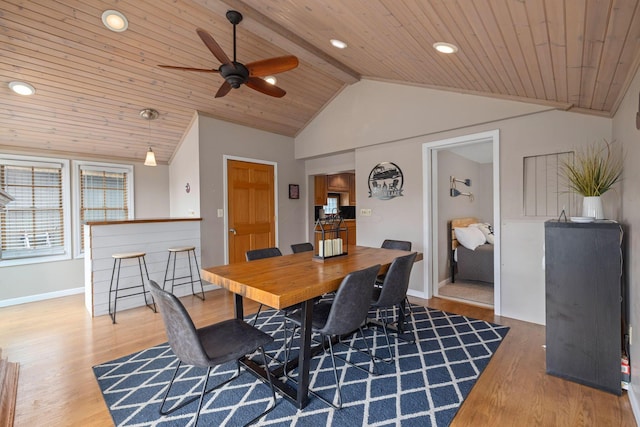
[0,290,635,426]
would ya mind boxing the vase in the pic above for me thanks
[582,196,604,219]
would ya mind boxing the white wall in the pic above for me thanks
[195,114,307,270]
[170,113,200,218]
[0,154,170,304]
[296,80,613,324]
[296,80,551,159]
[613,66,640,419]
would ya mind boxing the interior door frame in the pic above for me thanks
[222,155,279,264]
[421,129,501,314]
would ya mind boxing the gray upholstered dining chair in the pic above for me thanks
[246,247,283,261]
[148,281,277,427]
[369,252,418,362]
[290,242,314,254]
[245,247,283,326]
[377,239,414,315]
[284,264,380,409]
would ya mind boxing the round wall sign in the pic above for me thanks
[368,162,404,200]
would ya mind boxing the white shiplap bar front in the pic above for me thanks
[84,218,203,317]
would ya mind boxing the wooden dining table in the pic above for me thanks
[200,245,417,409]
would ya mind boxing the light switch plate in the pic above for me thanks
[360,208,372,216]
[217,209,224,218]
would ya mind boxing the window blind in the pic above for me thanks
[78,167,129,251]
[1,163,65,259]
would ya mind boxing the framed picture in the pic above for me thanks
[289,184,300,199]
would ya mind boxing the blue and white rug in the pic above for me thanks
[93,305,509,426]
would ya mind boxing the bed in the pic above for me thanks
[449,217,494,284]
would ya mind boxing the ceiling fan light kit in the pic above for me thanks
[158,10,299,98]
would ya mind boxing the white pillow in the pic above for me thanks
[454,226,486,250]
[470,222,494,244]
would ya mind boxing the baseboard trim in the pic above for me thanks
[407,289,428,299]
[629,383,640,426]
[0,287,84,308]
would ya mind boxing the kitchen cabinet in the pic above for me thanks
[327,173,350,192]
[544,220,624,395]
[349,174,356,206]
[314,175,327,205]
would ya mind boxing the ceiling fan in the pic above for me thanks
[158,10,298,98]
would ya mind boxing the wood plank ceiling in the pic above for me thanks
[2,0,640,163]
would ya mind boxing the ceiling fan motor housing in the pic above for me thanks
[220,62,248,88]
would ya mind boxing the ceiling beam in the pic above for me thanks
[191,0,361,84]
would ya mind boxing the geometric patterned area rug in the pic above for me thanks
[93,305,509,426]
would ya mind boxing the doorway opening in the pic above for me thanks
[422,130,501,314]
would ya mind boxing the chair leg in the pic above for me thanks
[251,304,264,326]
[243,346,278,426]
[325,338,343,409]
[159,360,241,417]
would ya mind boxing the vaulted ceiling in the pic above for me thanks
[3,0,640,163]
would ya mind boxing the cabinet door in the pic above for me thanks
[349,174,356,205]
[545,223,622,395]
[314,175,327,205]
[327,173,349,191]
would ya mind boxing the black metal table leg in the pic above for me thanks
[296,299,314,408]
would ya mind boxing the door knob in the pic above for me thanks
[229,228,237,235]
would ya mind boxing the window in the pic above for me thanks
[523,152,576,217]
[74,162,134,256]
[323,194,339,216]
[0,156,71,264]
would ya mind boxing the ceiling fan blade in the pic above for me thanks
[246,56,299,77]
[215,81,232,98]
[158,65,220,73]
[196,28,233,66]
[246,77,286,98]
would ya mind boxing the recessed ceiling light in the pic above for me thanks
[264,76,277,85]
[433,42,458,54]
[8,81,36,96]
[330,39,348,49]
[102,10,128,32]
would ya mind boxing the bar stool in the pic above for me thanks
[163,246,205,300]
[109,252,157,324]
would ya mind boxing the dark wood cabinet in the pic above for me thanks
[327,173,350,192]
[544,220,623,395]
[348,174,356,206]
[314,175,327,205]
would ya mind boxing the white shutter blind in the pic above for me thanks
[1,163,65,259]
[79,167,129,250]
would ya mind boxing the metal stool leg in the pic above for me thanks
[189,248,205,300]
[139,256,157,313]
[162,251,172,291]
[109,258,121,324]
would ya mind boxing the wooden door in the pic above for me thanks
[227,160,276,264]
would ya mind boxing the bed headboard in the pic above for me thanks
[449,217,478,251]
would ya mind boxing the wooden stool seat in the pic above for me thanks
[108,251,156,324]
[112,252,146,259]
[167,246,195,253]
[163,246,205,300]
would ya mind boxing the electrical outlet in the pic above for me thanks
[360,208,372,216]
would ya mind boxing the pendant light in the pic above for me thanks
[139,108,159,166]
